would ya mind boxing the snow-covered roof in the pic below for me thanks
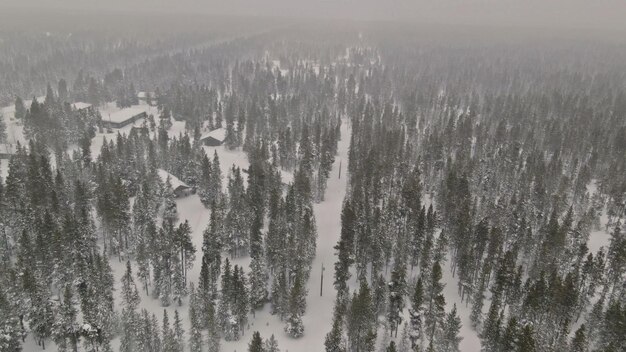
[157,169,190,190]
[200,128,226,142]
[104,107,146,124]
[72,102,92,110]
[281,170,294,185]
[137,91,155,99]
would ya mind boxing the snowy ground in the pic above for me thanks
[586,180,612,254]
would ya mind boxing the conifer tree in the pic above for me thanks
[437,304,462,352]
[173,310,185,352]
[120,262,141,352]
[325,310,347,352]
[52,286,80,352]
[285,271,306,338]
[570,325,587,352]
[388,261,407,337]
[188,285,203,352]
[264,334,280,352]
[425,261,445,344]
[249,331,265,352]
[408,277,424,349]
[348,279,376,352]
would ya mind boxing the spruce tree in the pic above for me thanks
[120,262,141,352]
[325,311,346,352]
[570,325,587,352]
[284,271,306,338]
[264,334,280,352]
[439,304,462,352]
[248,331,265,352]
[188,285,203,352]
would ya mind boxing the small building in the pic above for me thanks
[199,128,226,146]
[158,169,194,198]
[137,92,156,105]
[102,108,147,129]
[72,102,92,111]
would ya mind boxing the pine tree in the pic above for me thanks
[397,324,411,352]
[517,325,536,352]
[599,301,626,351]
[285,271,306,338]
[325,310,346,352]
[348,279,377,352]
[264,334,280,352]
[425,261,445,344]
[52,285,80,352]
[162,310,179,352]
[120,262,141,352]
[30,284,53,350]
[334,201,356,296]
[438,304,462,352]
[15,96,26,120]
[469,274,486,329]
[388,261,407,337]
[173,310,185,352]
[188,285,203,352]
[233,266,250,335]
[174,220,196,288]
[162,177,178,225]
[0,112,6,144]
[408,277,424,348]
[249,254,268,311]
[249,331,265,352]
[499,316,519,352]
[0,290,22,352]
[481,296,502,352]
[570,325,587,352]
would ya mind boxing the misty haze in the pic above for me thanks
[0,1,624,352]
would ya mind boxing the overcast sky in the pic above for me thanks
[2,0,626,31]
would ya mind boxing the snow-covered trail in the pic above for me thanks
[222,119,351,352]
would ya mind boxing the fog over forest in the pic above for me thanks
[2,0,626,30]
[0,1,624,352]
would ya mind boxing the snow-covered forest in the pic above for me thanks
[0,9,625,352]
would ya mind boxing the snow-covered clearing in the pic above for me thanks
[586,180,612,254]
[0,96,45,145]
[0,96,45,180]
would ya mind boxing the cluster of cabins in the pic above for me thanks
[2,98,228,200]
